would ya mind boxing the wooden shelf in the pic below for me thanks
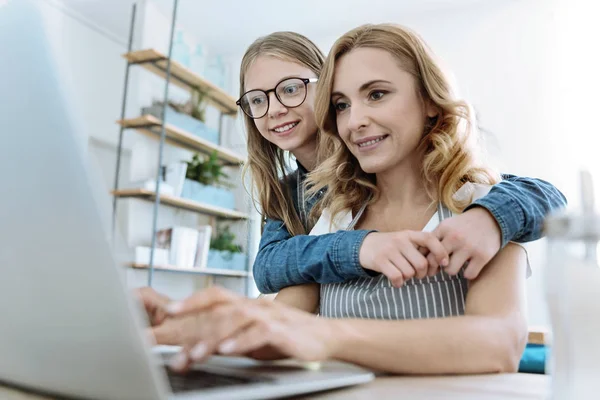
[112,189,250,220]
[129,263,249,278]
[117,115,245,166]
[123,49,237,115]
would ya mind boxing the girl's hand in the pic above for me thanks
[429,207,502,279]
[359,231,449,287]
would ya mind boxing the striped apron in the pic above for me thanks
[319,202,468,320]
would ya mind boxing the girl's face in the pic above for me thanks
[244,56,319,157]
[331,47,437,174]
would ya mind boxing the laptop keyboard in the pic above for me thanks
[165,367,273,393]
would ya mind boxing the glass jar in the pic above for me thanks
[544,172,600,399]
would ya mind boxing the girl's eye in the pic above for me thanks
[334,102,349,112]
[370,90,386,101]
[283,84,300,95]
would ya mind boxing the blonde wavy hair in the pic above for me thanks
[239,32,325,235]
[307,23,500,224]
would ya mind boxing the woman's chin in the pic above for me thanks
[358,159,388,175]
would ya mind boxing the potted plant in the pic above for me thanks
[207,226,247,271]
[189,86,207,123]
[141,86,220,145]
[180,151,236,209]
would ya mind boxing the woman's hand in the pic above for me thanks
[134,287,171,327]
[359,231,449,287]
[164,287,340,372]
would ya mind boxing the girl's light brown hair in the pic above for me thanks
[308,23,500,224]
[239,32,325,235]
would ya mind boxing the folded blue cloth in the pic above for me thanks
[518,344,547,374]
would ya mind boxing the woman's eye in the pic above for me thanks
[369,90,386,101]
[251,96,266,105]
[334,102,349,112]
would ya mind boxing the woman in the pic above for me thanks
[238,32,565,294]
[162,24,530,375]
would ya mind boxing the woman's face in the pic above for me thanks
[331,47,437,174]
[243,56,319,156]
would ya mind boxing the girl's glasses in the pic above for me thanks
[236,77,318,119]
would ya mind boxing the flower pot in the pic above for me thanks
[180,179,235,210]
[142,104,220,145]
[207,250,247,271]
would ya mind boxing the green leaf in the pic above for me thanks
[184,151,232,188]
[210,225,243,253]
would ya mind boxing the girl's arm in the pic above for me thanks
[466,175,567,247]
[253,218,376,294]
[253,176,565,294]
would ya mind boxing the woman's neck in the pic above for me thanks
[374,153,433,211]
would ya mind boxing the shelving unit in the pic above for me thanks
[122,49,237,115]
[112,1,252,293]
[116,115,245,165]
[112,189,250,220]
[129,263,250,278]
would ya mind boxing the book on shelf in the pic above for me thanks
[153,225,213,269]
[156,226,198,268]
[163,161,187,197]
[193,225,212,269]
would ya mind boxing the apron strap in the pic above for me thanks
[346,201,368,231]
[437,202,452,223]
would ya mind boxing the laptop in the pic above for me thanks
[0,1,374,399]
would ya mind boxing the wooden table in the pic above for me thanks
[0,373,549,399]
[297,372,550,399]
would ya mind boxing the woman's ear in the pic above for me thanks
[426,101,438,118]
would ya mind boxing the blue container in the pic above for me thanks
[181,179,235,210]
[171,30,190,68]
[142,105,220,145]
[205,54,226,90]
[518,343,547,374]
[208,250,247,271]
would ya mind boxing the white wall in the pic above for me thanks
[311,0,599,326]
[40,0,130,149]
[39,0,134,267]
[39,0,254,299]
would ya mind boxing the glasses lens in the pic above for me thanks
[276,78,307,108]
[240,90,268,118]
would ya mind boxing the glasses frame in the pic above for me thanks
[236,77,318,119]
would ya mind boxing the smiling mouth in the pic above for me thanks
[272,121,299,134]
[357,135,388,148]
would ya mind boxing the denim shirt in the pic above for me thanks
[253,162,567,294]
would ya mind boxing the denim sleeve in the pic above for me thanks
[252,218,376,294]
[464,174,567,247]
